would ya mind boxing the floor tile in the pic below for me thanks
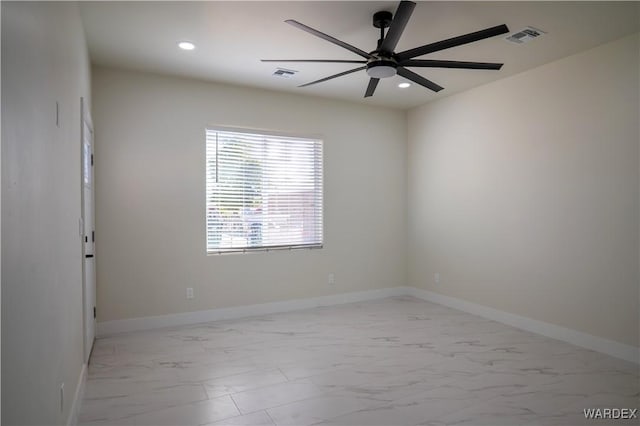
[266,394,379,425]
[207,411,275,425]
[203,368,289,397]
[127,395,239,425]
[230,380,325,414]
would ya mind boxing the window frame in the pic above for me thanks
[205,125,324,255]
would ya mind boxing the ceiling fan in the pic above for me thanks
[262,0,509,98]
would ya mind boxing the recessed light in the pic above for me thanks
[178,41,195,51]
[398,82,411,89]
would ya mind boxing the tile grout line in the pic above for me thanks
[229,393,243,417]
[264,409,277,426]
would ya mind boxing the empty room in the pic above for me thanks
[1,1,639,425]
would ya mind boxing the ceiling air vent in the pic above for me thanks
[273,68,298,78]
[506,27,546,44]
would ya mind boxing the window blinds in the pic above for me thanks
[206,128,323,254]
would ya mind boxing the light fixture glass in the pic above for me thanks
[366,65,396,79]
[178,41,196,50]
[398,82,411,88]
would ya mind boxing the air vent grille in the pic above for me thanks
[273,68,298,78]
[506,27,546,44]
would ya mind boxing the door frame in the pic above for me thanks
[80,96,96,363]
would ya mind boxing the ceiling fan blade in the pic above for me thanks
[400,59,503,70]
[380,1,416,54]
[397,67,443,92]
[261,59,367,64]
[395,24,509,61]
[298,66,367,88]
[364,78,380,98]
[286,20,374,60]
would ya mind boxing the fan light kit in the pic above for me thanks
[398,82,411,88]
[178,41,195,50]
[262,0,509,98]
[366,61,397,78]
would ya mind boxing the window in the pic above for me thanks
[206,127,323,254]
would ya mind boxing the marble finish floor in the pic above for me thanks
[79,297,639,426]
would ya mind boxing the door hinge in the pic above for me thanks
[91,154,94,166]
[93,307,96,319]
[92,230,95,242]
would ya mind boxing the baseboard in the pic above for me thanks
[66,362,87,426]
[98,286,407,336]
[407,287,640,365]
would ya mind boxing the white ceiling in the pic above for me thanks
[80,1,640,110]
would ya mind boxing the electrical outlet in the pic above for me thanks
[328,273,335,285]
[434,272,440,284]
[186,287,194,299]
[60,383,64,413]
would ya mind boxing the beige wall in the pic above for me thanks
[2,2,91,424]
[408,34,639,347]
[92,67,407,322]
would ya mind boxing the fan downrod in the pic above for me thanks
[373,11,393,49]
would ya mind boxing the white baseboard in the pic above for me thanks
[97,285,639,365]
[66,362,87,426]
[407,287,640,365]
[98,287,406,336]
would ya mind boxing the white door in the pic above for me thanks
[81,97,96,362]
